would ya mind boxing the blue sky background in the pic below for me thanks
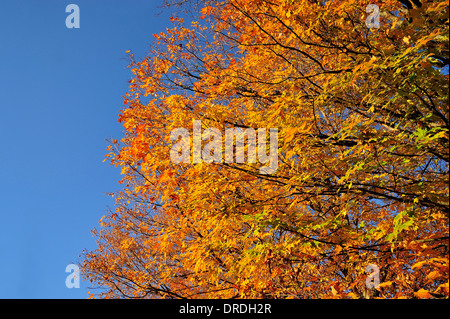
[0,0,173,298]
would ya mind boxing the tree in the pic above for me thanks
[82,0,449,299]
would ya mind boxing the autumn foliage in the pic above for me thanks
[82,0,449,299]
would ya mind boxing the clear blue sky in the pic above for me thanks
[0,0,173,298]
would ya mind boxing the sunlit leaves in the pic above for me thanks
[82,0,448,299]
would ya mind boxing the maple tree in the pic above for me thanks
[82,0,449,299]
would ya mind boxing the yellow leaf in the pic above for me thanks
[412,260,426,269]
[288,197,299,210]
[331,286,337,295]
[378,281,393,288]
[347,292,357,299]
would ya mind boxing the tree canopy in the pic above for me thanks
[82,0,449,299]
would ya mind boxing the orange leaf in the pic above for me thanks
[414,289,432,299]
[427,271,440,281]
